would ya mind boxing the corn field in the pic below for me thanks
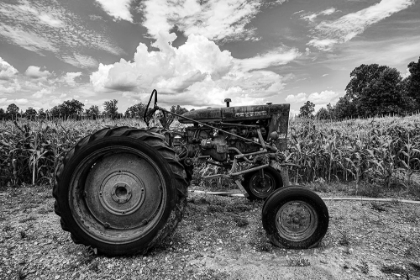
[287,116,420,191]
[1,116,419,192]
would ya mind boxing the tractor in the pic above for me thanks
[53,90,329,256]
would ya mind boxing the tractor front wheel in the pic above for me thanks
[262,186,329,249]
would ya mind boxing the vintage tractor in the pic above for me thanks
[53,90,329,256]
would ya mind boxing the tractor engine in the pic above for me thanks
[177,102,290,162]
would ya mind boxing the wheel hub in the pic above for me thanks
[98,171,146,216]
[275,200,317,241]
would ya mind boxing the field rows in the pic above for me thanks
[0,116,419,198]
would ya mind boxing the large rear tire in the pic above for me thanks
[53,127,188,256]
[243,166,283,200]
[262,186,329,249]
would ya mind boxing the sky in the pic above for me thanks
[0,0,419,116]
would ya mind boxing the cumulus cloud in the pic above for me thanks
[90,33,295,107]
[0,79,21,93]
[308,0,414,51]
[285,92,307,103]
[25,66,51,79]
[32,88,52,99]
[95,0,133,22]
[286,90,338,108]
[0,57,18,80]
[140,0,286,42]
[62,72,82,86]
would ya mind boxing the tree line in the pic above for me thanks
[0,99,188,122]
[299,56,420,119]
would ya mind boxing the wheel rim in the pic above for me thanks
[69,146,167,244]
[249,171,275,198]
[275,200,318,242]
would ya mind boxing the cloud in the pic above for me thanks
[61,54,99,69]
[0,24,59,54]
[302,7,337,22]
[321,35,420,69]
[234,48,300,72]
[140,0,286,42]
[0,79,21,93]
[285,92,307,103]
[25,66,52,79]
[286,90,338,107]
[62,72,82,87]
[308,0,414,51]
[0,0,124,65]
[0,57,18,80]
[95,0,133,22]
[32,88,52,99]
[90,33,294,107]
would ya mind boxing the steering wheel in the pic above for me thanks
[143,89,158,126]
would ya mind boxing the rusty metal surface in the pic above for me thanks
[179,104,290,124]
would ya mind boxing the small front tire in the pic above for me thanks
[262,186,329,249]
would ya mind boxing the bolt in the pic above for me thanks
[104,223,110,229]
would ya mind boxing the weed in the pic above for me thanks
[360,260,369,274]
[206,205,224,213]
[17,268,26,280]
[338,230,350,246]
[3,224,12,232]
[371,202,387,212]
[409,262,420,271]
[226,203,253,213]
[88,259,100,273]
[287,257,311,267]
[18,216,37,223]
[37,207,49,214]
[233,216,249,228]
[380,263,406,274]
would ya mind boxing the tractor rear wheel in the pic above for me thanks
[262,186,329,249]
[53,127,188,256]
[243,166,283,200]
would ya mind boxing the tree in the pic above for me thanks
[0,108,5,120]
[6,103,19,120]
[103,99,118,118]
[49,106,61,118]
[298,101,315,118]
[125,103,146,118]
[334,95,357,119]
[165,105,189,126]
[25,107,37,120]
[404,56,420,110]
[59,99,85,118]
[345,64,411,117]
[315,107,330,120]
[86,105,100,119]
[38,108,46,120]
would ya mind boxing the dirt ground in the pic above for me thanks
[0,186,419,280]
